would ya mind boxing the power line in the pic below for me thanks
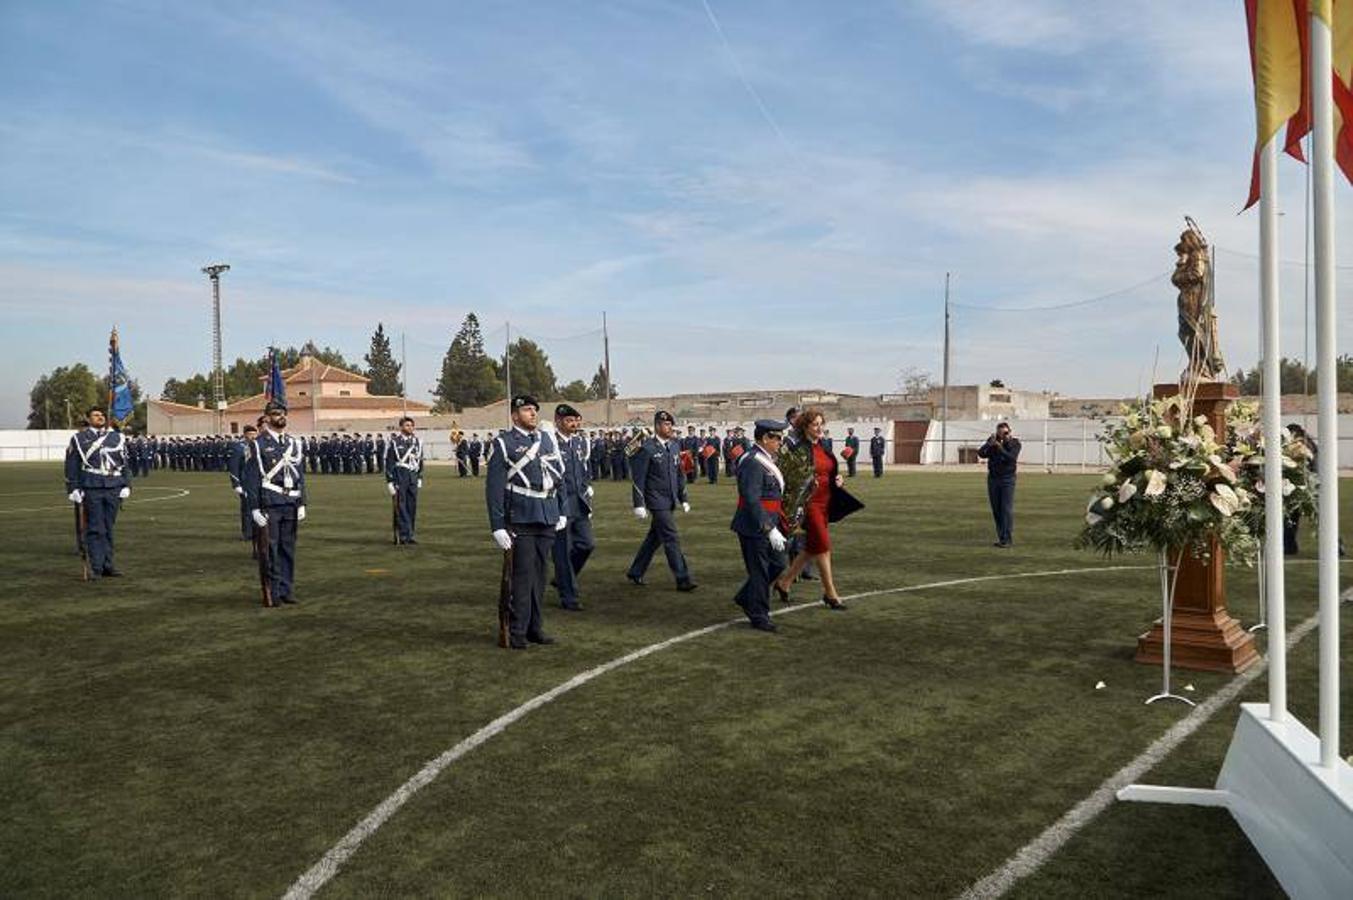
[950,271,1171,313]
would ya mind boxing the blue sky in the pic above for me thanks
[2,0,1350,426]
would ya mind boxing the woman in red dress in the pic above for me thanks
[773,408,861,609]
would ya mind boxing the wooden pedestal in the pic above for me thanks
[1134,382,1261,674]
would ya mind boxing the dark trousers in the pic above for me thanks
[457,458,468,477]
[627,507,691,584]
[394,474,419,541]
[725,458,735,477]
[987,476,1015,545]
[509,524,553,640]
[872,455,883,477]
[1284,513,1300,555]
[238,493,253,540]
[611,456,626,480]
[471,457,481,477]
[706,456,718,484]
[846,457,857,477]
[735,533,786,625]
[366,455,375,474]
[265,504,299,600]
[83,488,121,576]
[552,515,596,604]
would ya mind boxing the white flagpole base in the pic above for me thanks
[1117,784,1229,806]
[1145,692,1196,707]
[1248,622,1269,634]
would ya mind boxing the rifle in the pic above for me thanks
[75,501,90,581]
[391,488,399,545]
[254,515,274,608]
[498,545,513,648]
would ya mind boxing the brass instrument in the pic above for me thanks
[623,426,653,458]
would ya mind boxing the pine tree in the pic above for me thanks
[364,323,403,396]
[433,313,502,412]
[588,363,618,399]
[493,338,557,401]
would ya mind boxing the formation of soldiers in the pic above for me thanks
[66,399,896,642]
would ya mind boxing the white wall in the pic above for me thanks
[0,430,76,462]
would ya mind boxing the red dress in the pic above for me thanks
[804,442,834,554]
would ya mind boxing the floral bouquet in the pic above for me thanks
[1225,401,1318,539]
[1075,394,1258,567]
[777,440,817,535]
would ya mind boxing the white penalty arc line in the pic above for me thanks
[955,606,1323,900]
[284,563,1157,900]
[0,487,192,515]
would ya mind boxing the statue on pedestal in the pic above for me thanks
[1173,217,1226,382]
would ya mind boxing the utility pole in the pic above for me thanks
[941,272,951,467]
[603,311,612,426]
[202,264,230,434]
[504,321,513,426]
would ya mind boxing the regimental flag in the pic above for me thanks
[1245,0,1353,208]
[265,349,286,408]
[1245,0,1305,209]
[107,327,135,427]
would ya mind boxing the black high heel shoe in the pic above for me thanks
[773,582,791,603]
[822,595,847,610]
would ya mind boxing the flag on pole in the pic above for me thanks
[1244,0,1306,209]
[1332,0,1353,183]
[107,327,135,427]
[264,349,286,408]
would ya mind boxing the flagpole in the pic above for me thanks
[1258,134,1287,723]
[1308,2,1339,770]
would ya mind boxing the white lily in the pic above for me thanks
[1144,469,1167,497]
[1281,479,1295,497]
[1118,482,1138,503]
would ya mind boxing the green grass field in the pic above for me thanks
[1,462,1349,898]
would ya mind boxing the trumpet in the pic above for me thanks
[623,427,653,458]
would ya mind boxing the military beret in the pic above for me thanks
[511,394,539,411]
[555,403,581,418]
[754,419,787,440]
[654,410,675,426]
[264,400,287,414]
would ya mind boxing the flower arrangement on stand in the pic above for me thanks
[1075,391,1259,705]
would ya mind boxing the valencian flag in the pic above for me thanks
[264,349,286,408]
[1245,0,1353,209]
[107,327,135,427]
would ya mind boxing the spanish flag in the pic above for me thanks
[1245,0,1305,209]
[1250,0,1353,203]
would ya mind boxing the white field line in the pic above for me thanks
[284,563,1156,899]
[0,487,191,514]
[955,608,1323,900]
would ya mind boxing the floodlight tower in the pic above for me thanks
[202,264,230,432]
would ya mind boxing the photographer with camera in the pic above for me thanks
[977,421,1021,548]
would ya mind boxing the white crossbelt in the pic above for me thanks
[498,433,559,496]
[74,430,117,476]
[256,436,304,496]
[394,438,421,471]
[750,446,785,492]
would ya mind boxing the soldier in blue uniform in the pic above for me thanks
[487,395,564,649]
[374,432,386,475]
[363,433,375,474]
[242,400,307,605]
[551,404,595,611]
[609,430,627,481]
[626,410,697,591]
[455,433,470,477]
[468,433,484,476]
[227,422,260,541]
[870,427,886,477]
[703,430,720,484]
[385,416,424,544]
[977,422,1021,548]
[731,419,790,632]
[65,405,130,579]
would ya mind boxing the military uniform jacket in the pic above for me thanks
[242,429,307,511]
[630,436,688,511]
[65,427,129,492]
[870,435,886,458]
[385,434,424,483]
[226,439,253,490]
[556,432,592,519]
[731,445,785,538]
[486,426,563,532]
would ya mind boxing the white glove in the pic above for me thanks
[233,486,244,496]
[118,487,131,500]
[768,527,787,553]
[681,501,691,513]
[68,489,83,504]
[417,478,423,489]
[492,528,513,550]
[556,515,568,531]
[297,505,306,522]
[584,485,594,500]
[633,506,648,520]
[251,510,268,528]
[387,482,397,496]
